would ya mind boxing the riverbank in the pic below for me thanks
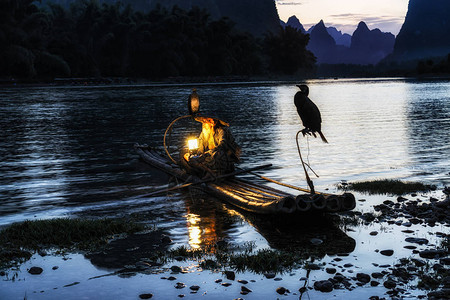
[1,186,449,299]
[2,74,450,89]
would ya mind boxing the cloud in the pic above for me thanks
[329,13,404,25]
[324,13,405,34]
[276,0,303,5]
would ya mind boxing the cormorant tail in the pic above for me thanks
[319,131,328,143]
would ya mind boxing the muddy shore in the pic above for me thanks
[1,188,449,299]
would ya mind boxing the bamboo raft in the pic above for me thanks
[135,144,356,215]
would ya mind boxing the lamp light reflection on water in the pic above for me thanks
[186,213,202,249]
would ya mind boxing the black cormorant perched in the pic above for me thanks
[294,84,328,143]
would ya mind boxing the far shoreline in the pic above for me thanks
[1,75,450,89]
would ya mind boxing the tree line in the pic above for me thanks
[0,0,316,80]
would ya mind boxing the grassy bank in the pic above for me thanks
[339,179,436,195]
[0,218,145,268]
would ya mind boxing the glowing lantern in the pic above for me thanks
[188,138,198,154]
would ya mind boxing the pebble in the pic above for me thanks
[175,282,186,289]
[397,196,408,202]
[343,263,353,268]
[171,266,182,273]
[419,249,446,259]
[189,285,200,291]
[237,280,248,284]
[356,273,371,284]
[405,237,429,245]
[221,282,232,287]
[370,281,380,287]
[326,268,336,274]
[371,272,384,279]
[433,263,444,271]
[276,287,287,294]
[383,279,397,289]
[224,271,235,280]
[409,218,421,224]
[139,294,153,299]
[52,266,59,270]
[369,231,378,236]
[427,289,450,299]
[215,279,222,283]
[411,258,426,267]
[274,277,283,281]
[380,249,394,256]
[28,267,43,275]
[407,266,418,272]
[314,280,333,292]
[168,276,177,281]
[333,274,346,282]
[241,286,252,294]
[264,272,276,279]
[404,245,417,250]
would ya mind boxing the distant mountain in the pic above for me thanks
[307,20,342,64]
[38,0,280,36]
[307,24,351,47]
[283,15,305,33]
[327,27,351,47]
[393,0,450,61]
[349,21,395,65]
[307,20,394,65]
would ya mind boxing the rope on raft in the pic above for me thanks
[296,130,319,194]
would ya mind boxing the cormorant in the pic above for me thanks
[294,84,328,143]
[188,88,199,115]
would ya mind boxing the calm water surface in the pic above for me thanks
[0,78,449,299]
[1,78,448,226]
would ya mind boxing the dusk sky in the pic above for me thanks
[276,0,409,35]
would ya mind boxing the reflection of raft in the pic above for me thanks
[135,144,355,215]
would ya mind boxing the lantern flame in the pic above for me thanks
[188,138,198,151]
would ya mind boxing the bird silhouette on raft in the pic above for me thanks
[294,84,328,143]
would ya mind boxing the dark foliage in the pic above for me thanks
[264,26,316,75]
[416,53,450,75]
[0,0,315,80]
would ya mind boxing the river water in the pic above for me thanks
[0,78,449,299]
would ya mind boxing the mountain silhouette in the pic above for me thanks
[307,20,340,64]
[283,15,306,33]
[307,24,351,47]
[349,21,395,65]
[393,0,450,60]
[307,20,394,65]
[327,27,351,47]
[39,0,280,36]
